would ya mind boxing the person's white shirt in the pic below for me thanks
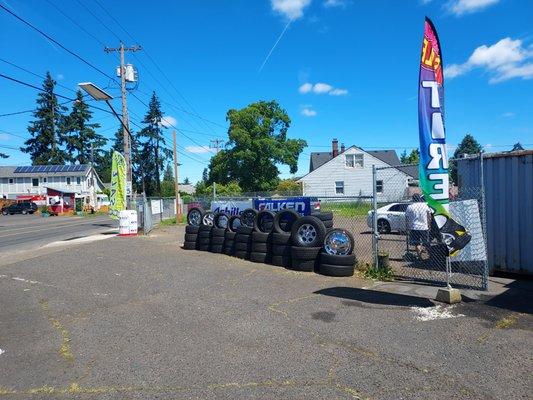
[405,202,432,231]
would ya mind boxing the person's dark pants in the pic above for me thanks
[409,230,429,247]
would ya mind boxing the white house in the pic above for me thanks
[0,164,105,207]
[298,139,418,201]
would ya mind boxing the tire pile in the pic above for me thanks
[183,206,357,277]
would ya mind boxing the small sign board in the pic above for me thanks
[254,197,312,216]
[212,200,253,216]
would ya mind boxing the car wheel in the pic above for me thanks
[2,211,7,216]
[187,207,205,226]
[254,210,275,233]
[290,216,326,248]
[240,208,258,228]
[202,211,215,226]
[323,229,354,255]
[213,212,230,229]
[273,210,300,234]
[377,219,391,234]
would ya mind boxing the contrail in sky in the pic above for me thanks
[258,19,293,74]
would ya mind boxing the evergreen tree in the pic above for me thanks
[400,149,419,164]
[450,133,482,184]
[64,90,106,165]
[183,177,191,185]
[22,72,68,164]
[137,92,171,196]
[0,152,8,159]
[112,127,124,153]
[163,163,173,181]
[202,168,209,183]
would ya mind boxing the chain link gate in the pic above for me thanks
[372,164,488,290]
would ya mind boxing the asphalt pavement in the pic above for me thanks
[0,214,116,257]
[0,225,531,399]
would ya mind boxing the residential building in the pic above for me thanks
[0,164,105,208]
[298,139,418,201]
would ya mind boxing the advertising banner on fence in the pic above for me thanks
[254,197,312,215]
[212,200,253,215]
[109,151,126,220]
[418,17,470,255]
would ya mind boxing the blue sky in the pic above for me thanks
[1,0,532,183]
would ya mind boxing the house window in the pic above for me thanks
[32,178,39,187]
[376,180,383,193]
[66,177,71,185]
[43,177,47,183]
[345,154,364,168]
[76,177,81,185]
[9,178,14,184]
[335,181,344,195]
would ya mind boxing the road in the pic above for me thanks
[0,224,530,399]
[0,214,116,255]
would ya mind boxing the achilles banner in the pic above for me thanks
[418,17,471,255]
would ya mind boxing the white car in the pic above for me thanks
[366,203,410,234]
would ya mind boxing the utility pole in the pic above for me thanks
[209,139,224,153]
[104,42,141,204]
[172,130,181,222]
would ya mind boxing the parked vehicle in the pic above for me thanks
[366,203,410,234]
[1,201,38,215]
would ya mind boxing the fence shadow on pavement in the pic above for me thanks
[314,287,434,308]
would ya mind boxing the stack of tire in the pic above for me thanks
[223,216,241,256]
[183,225,199,250]
[183,207,213,251]
[209,213,229,253]
[289,215,326,272]
[249,210,275,263]
[233,208,257,260]
[270,210,300,268]
[318,229,356,276]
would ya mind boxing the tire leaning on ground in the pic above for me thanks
[273,209,300,234]
[318,263,355,277]
[182,241,196,250]
[187,207,205,226]
[234,250,249,260]
[249,252,269,263]
[291,258,316,272]
[290,216,326,248]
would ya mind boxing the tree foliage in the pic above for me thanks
[195,181,242,197]
[0,153,8,159]
[207,100,306,192]
[450,133,482,184]
[276,179,302,195]
[400,149,419,165]
[22,72,68,164]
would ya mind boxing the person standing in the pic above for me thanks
[406,194,432,259]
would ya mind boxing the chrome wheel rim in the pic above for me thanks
[217,215,229,229]
[377,220,387,232]
[297,223,317,245]
[203,212,214,226]
[189,210,201,226]
[324,231,351,255]
[241,211,255,227]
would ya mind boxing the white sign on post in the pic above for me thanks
[151,199,162,215]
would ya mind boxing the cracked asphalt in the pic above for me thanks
[0,225,531,399]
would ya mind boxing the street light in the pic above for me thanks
[78,82,113,101]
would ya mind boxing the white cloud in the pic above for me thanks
[299,81,348,95]
[324,0,351,8]
[161,115,177,128]
[0,133,11,140]
[301,107,317,117]
[501,112,515,118]
[444,38,533,83]
[299,82,313,93]
[271,0,311,20]
[56,73,64,81]
[186,145,211,154]
[448,0,500,15]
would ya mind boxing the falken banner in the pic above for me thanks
[418,17,471,255]
[109,151,127,219]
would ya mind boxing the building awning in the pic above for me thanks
[44,187,78,195]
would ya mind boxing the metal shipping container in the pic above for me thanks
[457,150,533,274]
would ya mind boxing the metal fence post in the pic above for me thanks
[480,152,489,290]
[372,164,379,268]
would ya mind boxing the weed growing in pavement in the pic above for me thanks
[357,261,394,281]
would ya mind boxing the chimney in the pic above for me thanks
[332,138,339,157]
[340,143,346,153]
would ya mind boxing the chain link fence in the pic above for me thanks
[136,196,178,234]
[374,164,488,290]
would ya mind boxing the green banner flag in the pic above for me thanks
[109,151,126,219]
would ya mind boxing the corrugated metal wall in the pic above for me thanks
[457,151,533,274]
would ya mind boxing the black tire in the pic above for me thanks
[290,216,326,248]
[252,242,269,253]
[235,242,250,251]
[197,244,210,251]
[273,210,300,234]
[291,246,321,260]
[184,233,198,242]
[211,236,225,245]
[185,225,200,234]
[236,226,254,235]
[197,238,211,246]
[291,258,316,272]
[319,263,355,277]
[249,252,268,263]
[198,231,211,239]
[234,250,249,259]
[377,219,391,234]
[312,211,333,221]
[182,241,196,250]
[223,247,234,256]
[323,229,355,256]
[225,231,236,240]
[320,252,356,266]
[272,232,291,245]
[324,220,334,229]
[213,212,230,229]
[187,207,204,226]
[235,234,252,243]
[240,208,258,228]
[211,227,226,237]
[210,244,224,253]
[271,255,291,268]
[254,210,276,233]
[272,244,291,257]
[199,224,212,232]
[252,231,270,243]
[228,215,242,232]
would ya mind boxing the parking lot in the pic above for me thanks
[0,224,531,399]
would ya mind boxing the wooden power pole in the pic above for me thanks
[173,130,181,221]
[104,42,141,202]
